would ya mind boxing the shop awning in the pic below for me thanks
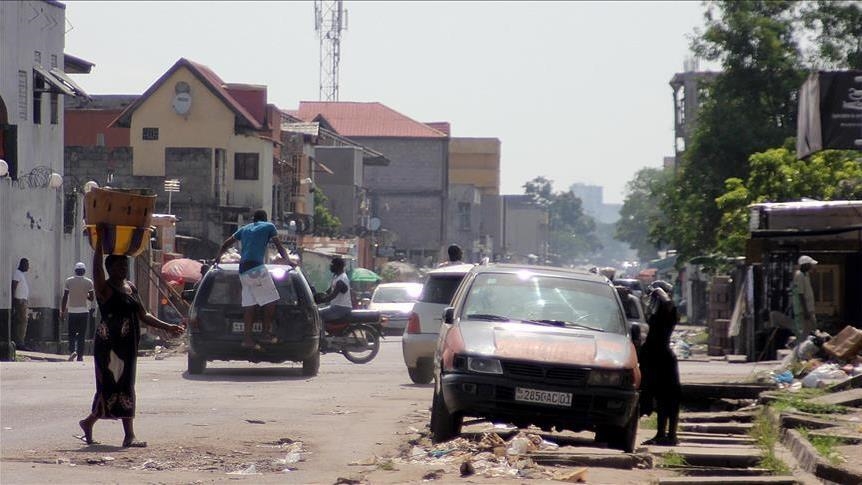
[49,67,89,98]
[33,64,74,96]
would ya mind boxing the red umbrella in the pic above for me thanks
[161,258,203,285]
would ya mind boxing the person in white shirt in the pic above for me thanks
[317,257,353,323]
[61,262,95,362]
[11,258,30,350]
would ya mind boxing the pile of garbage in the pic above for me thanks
[771,325,862,389]
[670,328,706,359]
[396,431,573,480]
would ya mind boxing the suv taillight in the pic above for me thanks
[406,312,421,334]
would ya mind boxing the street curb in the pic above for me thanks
[15,351,68,362]
[782,427,862,485]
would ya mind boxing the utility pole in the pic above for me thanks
[314,0,347,101]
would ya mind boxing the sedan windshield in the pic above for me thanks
[460,272,626,333]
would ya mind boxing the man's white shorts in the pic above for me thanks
[239,265,280,307]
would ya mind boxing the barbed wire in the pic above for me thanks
[8,166,55,190]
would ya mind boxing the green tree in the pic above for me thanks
[670,0,804,259]
[312,187,341,237]
[523,177,600,264]
[715,144,862,255]
[615,167,672,261]
[800,0,862,69]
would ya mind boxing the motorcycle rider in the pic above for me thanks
[318,257,353,323]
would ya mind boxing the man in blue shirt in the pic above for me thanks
[216,210,289,349]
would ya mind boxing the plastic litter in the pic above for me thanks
[801,363,851,388]
[227,463,261,475]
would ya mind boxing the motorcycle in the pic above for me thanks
[317,303,385,364]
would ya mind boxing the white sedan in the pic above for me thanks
[368,282,423,335]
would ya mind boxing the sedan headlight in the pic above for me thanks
[588,369,631,387]
[467,356,503,374]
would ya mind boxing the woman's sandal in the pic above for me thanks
[122,439,148,448]
[73,434,99,445]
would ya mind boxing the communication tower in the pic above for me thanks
[314,1,347,101]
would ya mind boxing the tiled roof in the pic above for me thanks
[295,101,447,138]
[111,58,263,130]
[65,94,139,110]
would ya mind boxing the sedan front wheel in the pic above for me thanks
[430,389,462,443]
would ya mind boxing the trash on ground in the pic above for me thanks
[227,463,261,475]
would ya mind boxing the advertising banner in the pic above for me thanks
[797,71,862,159]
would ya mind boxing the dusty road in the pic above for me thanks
[1,337,437,484]
[1,336,768,485]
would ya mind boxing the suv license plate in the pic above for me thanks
[515,387,572,407]
[232,322,263,333]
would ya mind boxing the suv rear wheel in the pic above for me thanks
[302,351,320,376]
[188,354,207,375]
[407,359,433,384]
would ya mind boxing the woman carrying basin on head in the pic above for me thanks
[77,226,185,448]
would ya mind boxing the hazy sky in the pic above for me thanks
[64,1,707,203]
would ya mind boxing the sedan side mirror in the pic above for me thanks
[443,307,455,324]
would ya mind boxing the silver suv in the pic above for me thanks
[402,264,474,384]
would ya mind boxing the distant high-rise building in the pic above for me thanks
[570,183,620,224]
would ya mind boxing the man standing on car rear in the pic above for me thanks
[216,210,289,349]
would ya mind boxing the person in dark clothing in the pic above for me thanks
[77,231,185,448]
[639,280,681,446]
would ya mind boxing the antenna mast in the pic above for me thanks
[314,0,346,101]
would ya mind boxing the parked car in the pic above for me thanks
[368,282,423,335]
[617,286,648,347]
[402,264,475,384]
[431,264,641,452]
[185,263,321,376]
[613,278,646,298]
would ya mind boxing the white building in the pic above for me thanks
[0,0,89,353]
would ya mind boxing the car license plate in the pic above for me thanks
[232,322,262,333]
[515,387,572,407]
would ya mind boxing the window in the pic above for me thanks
[34,50,41,64]
[63,193,77,234]
[50,54,57,68]
[419,275,466,304]
[234,153,259,180]
[458,202,471,231]
[96,133,105,146]
[17,71,27,120]
[33,72,44,124]
[50,93,58,124]
[142,127,159,140]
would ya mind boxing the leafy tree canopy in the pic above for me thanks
[523,177,600,265]
[615,167,672,261]
[649,0,861,261]
[714,144,862,255]
[312,187,342,237]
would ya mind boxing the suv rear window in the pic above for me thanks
[419,275,465,304]
[202,271,301,306]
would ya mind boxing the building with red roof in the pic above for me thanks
[293,101,450,264]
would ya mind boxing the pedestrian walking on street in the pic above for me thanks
[639,280,681,446]
[216,209,289,349]
[77,230,185,448]
[61,262,94,362]
[792,255,818,338]
[11,258,30,351]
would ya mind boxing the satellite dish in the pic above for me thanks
[172,91,192,115]
[368,217,381,231]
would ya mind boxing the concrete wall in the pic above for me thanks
[355,137,448,258]
[502,195,548,260]
[0,1,70,347]
[314,146,363,231]
[449,137,500,196]
[446,184,482,262]
[65,146,221,258]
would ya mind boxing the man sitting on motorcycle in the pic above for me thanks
[317,257,353,323]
